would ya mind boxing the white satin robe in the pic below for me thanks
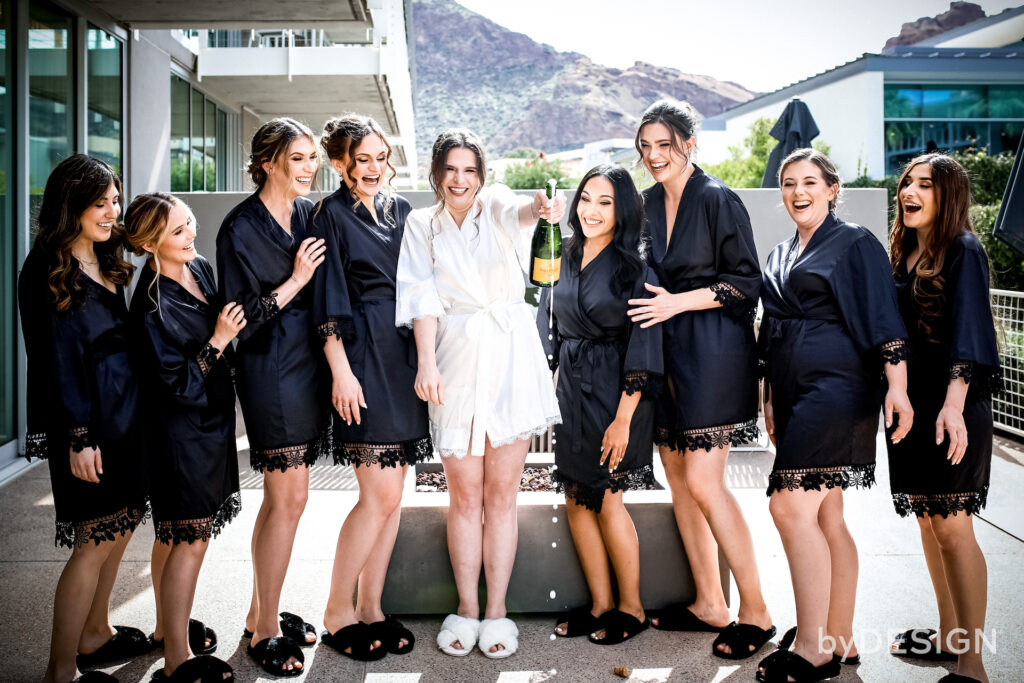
[396,185,561,457]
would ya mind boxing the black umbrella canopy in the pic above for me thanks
[993,132,1024,257]
[761,99,821,188]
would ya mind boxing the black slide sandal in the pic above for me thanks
[321,623,388,661]
[151,654,234,682]
[779,626,860,665]
[77,626,153,669]
[890,627,958,661]
[278,612,317,647]
[650,603,723,632]
[150,619,217,656]
[588,609,650,645]
[554,605,602,638]
[247,636,304,677]
[365,616,415,654]
[757,649,840,682]
[74,673,118,683]
[712,621,777,660]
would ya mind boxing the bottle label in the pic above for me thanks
[532,256,561,284]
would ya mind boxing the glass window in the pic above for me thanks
[86,27,122,173]
[170,75,190,191]
[994,121,1023,156]
[884,85,921,118]
[0,0,13,446]
[205,97,216,191]
[28,4,74,211]
[885,121,922,175]
[216,108,227,191]
[989,85,1024,119]
[921,86,986,119]
[191,89,204,191]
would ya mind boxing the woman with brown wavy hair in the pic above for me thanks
[886,154,999,683]
[215,117,329,676]
[18,154,151,682]
[312,114,430,660]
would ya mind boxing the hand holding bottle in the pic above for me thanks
[532,189,565,224]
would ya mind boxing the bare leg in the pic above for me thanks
[555,499,613,635]
[913,516,958,655]
[323,463,405,655]
[150,540,171,642]
[78,530,133,653]
[591,490,646,641]
[159,540,209,674]
[244,494,270,634]
[817,489,858,658]
[43,537,124,683]
[680,444,772,653]
[654,445,729,628]
[769,489,832,667]
[929,513,989,683]
[480,436,529,653]
[250,465,311,673]
[439,452,485,651]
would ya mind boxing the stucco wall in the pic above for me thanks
[700,70,887,181]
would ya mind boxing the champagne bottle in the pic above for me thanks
[529,178,561,287]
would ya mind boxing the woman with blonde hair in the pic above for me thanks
[216,117,329,676]
[125,192,242,682]
[312,114,430,660]
[397,128,563,658]
[887,153,999,683]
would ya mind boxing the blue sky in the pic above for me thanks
[455,0,1022,93]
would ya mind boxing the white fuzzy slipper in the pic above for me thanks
[436,614,480,656]
[478,617,519,659]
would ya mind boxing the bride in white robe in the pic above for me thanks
[396,129,563,658]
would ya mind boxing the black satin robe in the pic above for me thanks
[311,190,431,467]
[131,256,241,544]
[887,232,1000,517]
[538,247,662,512]
[643,167,761,452]
[216,192,330,472]
[760,215,907,496]
[18,247,148,548]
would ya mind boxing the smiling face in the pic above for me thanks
[266,136,318,198]
[638,122,694,183]
[577,174,616,242]
[148,202,197,268]
[77,181,121,244]
[335,133,388,201]
[780,159,837,231]
[440,147,481,215]
[899,163,938,234]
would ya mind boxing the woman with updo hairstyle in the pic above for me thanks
[756,148,912,681]
[18,154,151,682]
[311,114,430,660]
[397,128,564,658]
[539,164,662,645]
[627,100,774,659]
[215,116,329,676]
[124,192,242,682]
[886,154,999,683]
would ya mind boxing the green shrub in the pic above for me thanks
[971,203,1024,291]
[502,157,579,190]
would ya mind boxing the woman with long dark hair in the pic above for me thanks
[397,128,563,658]
[539,165,661,646]
[18,154,151,683]
[215,117,329,676]
[124,193,242,682]
[886,154,999,683]
[626,100,774,659]
[756,149,912,682]
[312,114,430,660]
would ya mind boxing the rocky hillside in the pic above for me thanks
[409,0,755,163]
[883,1,986,50]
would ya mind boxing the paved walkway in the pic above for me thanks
[1,430,1022,682]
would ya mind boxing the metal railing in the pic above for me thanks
[993,288,1024,437]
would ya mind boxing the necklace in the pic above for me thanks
[75,254,99,266]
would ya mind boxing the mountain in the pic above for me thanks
[882,1,987,51]
[409,0,755,165]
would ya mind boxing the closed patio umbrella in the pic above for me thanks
[993,133,1024,257]
[761,99,820,188]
